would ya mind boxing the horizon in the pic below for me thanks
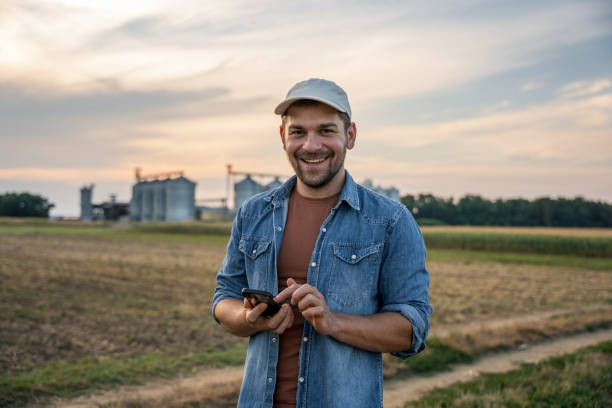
[1,0,611,217]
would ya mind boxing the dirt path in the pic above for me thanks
[54,326,612,408]
[384,327,612,408]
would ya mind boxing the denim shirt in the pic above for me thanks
[212,171,432,408]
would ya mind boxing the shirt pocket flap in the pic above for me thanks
[239,238,272,260]
[332,243,381,265]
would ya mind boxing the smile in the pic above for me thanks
[301,157,327,164]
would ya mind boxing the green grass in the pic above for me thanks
[0,343,247,407]
[423,232,612,258]
[405,342,612,408]
[0,223,229,245]
[390,338,474,378]
[428,249,612,271]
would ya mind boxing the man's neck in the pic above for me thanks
[295,169,346,199]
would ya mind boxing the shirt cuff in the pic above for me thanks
[380,303,429,359]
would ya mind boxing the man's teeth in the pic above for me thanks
[303,158,325,164]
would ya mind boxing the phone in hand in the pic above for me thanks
[241,288,281,317]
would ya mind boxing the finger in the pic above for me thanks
[243,298,254,310]
[297,293,320,312]
[302,305,325,320]
[265,303,290,329]
[275,282,301,303]
[273,305,294,334]
[291,284,322,305]
[245,303,268,325]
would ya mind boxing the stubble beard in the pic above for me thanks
[291,145,347,189]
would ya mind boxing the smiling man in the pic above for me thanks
[212,78,432,408]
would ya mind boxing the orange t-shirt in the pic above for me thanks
[273,188,340,408]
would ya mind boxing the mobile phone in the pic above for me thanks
[241,288,281,317]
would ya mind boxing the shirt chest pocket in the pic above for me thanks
[327,242,382,310]
[239,237,272,289]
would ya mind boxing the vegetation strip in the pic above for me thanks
[404,341,612,408]
[0,345,247,407]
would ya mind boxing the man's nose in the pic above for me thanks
[302,132,322,152]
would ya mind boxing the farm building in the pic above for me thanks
[130,170,196,222]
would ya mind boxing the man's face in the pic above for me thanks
[280,103,356,190]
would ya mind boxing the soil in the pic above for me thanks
[51,327,612,408]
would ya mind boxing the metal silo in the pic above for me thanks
[165,177,195,221]
[234,175,262,209]
[141,181,154,221]
[80,184,94,221]
[130,182,143,221]
[152,179,167,221]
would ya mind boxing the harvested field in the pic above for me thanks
[1,221,611,406]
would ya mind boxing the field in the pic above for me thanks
[1,218,611,407]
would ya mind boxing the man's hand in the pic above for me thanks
[243,298,294,335]
[275,278,337,335]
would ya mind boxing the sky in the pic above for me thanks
[1,0,611,216]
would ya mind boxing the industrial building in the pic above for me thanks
[80,185,130,221]
[129,169,196,222]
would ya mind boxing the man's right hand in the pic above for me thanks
[243,298,294,334]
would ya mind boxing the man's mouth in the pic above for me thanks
[301,157,326,164]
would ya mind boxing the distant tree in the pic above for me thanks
[0,192,54,217]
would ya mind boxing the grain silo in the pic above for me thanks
[80,184,94,221]
[141,181,154,221]
[129,169,196,222]
[130,182,143,221]
[152,179,167,221]
[165,177,196,221]
[234,175,263,210]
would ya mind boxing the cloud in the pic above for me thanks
[558,78,612,99]
[361,82,612,168]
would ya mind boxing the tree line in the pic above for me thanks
[401,194,612,227]
[0,193,54,218]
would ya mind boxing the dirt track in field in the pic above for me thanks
[52,317,612,408]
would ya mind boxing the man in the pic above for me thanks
[213,78,432,408]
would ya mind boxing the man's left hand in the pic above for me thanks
[275,278,336,336]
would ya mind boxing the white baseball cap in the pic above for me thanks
[274,78,352,119]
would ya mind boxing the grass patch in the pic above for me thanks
[405,341,612,408]
[428,249,612,271]
[0,223,229,245]
[385,338,474,379]
[422,231,612,258]
[0,343,247,407]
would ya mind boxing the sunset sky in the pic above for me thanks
[1,0,611,216]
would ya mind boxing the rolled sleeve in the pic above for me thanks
[211,208,247,324]
[379,207,433,359]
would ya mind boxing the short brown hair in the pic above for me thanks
[281,99,351,135]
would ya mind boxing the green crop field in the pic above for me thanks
[1,219,611,407]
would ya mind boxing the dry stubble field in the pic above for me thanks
[0,220,611,406]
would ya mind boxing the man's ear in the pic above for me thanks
[346,122,357,150]
[279,125,287,150]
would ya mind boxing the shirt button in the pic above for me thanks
[351,254,357,260]
[322,228,327,232]
[303,336,308,342]
[277,226,282,231]
[299,377,305,383]
[252,249,256,254]
[272,337,277,343]
[268,377,273,383]
[311,262,316,267]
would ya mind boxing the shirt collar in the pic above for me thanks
[267,170,360,211]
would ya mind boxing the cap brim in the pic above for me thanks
[274,96,348,116]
